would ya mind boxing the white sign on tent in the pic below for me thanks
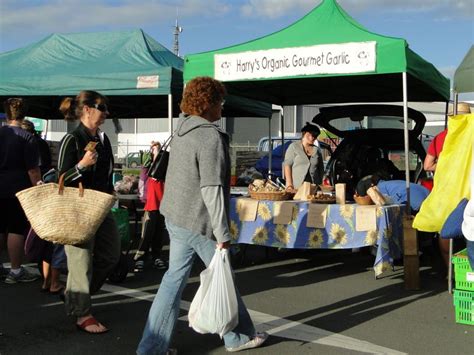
[215,41,376,81]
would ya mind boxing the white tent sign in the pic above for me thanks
[215,41,376,81]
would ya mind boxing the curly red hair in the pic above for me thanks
[180,77,226,116]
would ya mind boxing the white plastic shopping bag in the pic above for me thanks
[188,248,239,338]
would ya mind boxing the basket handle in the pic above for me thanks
[58,173,84,197]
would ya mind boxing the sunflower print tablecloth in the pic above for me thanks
[229,198,403,277]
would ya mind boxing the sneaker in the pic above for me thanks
[153,258,168,270]
[226,332,268,352]
[0,265,10,280]
[134,260,145,273]
[4,267,40,284]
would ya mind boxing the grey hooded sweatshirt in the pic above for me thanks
[160,114,231,243]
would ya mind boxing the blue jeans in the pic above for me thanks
[137,221,256,355]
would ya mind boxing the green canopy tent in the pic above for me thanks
[0,29,271,123]
[454,45,474,96]
[184,0,450,209]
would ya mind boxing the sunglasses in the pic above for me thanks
[90,103,108,113]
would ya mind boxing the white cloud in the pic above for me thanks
[239,0,473,19]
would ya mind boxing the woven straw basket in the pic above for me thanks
[16,175,116,245]
[249,190,295,201]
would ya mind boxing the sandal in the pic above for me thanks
[76,316,109,334]
[134,260,145,273]
[153,258,168,270]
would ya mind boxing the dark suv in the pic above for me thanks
[312,104,427,200]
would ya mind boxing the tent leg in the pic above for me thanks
[268,115,272,178]
[447,91,458,294]
[448,239,453,293]
[280,108,285,179]
[402,72,411,214]
[168,94,173,134]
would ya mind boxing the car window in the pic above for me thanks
[388,150,419,171]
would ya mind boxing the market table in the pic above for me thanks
[229,198,404,277]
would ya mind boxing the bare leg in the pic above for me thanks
[438,237,450,269]
[42,261,51,290]
[7,233,25,269]
[49,268,63,292]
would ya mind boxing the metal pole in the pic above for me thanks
[168,94,173,135]
[448,92,459,294]
[268,114,272,178]
[402,72,411,214]
[280,108,285,178]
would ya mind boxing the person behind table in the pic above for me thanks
[137,77,268,354]
[21,119,65,294]
[0,98,41,284]
[133,141,169,273]
[423,102,471,172]
[58,90,120,334]
[283,122,324,190]
[356,175,430,213]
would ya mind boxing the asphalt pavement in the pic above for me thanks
[1,245,473,355]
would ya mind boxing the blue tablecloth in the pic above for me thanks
[229,198,403,276]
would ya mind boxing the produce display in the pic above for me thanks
[307,191,336,203]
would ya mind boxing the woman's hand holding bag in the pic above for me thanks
[188,248,239,338]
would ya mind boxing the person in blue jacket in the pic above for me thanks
[356,175,430,212]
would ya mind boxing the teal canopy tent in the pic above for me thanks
[0,29,271,120]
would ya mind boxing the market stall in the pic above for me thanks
[184,0,450,210]
[183,0,451,282]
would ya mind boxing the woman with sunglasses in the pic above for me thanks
[283,122,324,190]
[58,90,120,334]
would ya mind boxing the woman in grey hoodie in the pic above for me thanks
[137,77,268,354]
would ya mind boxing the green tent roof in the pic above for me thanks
[454,45,474,94]
[184,0,449,104]
[0,29,271,119]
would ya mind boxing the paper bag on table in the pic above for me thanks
[335,183,346,205]
[293,182,317,201]
[367,186,386,206]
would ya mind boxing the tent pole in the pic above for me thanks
[402,72,411,214]
[280,108,285,179]
[168,94,173,134]
[447,91,459,294]
[268,114,272,178]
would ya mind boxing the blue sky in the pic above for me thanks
[1,0,473,99]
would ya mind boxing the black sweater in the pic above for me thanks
[58,123,114,194]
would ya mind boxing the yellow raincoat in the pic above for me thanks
[413,113,473,232]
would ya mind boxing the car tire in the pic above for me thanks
[130,161,138,168]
